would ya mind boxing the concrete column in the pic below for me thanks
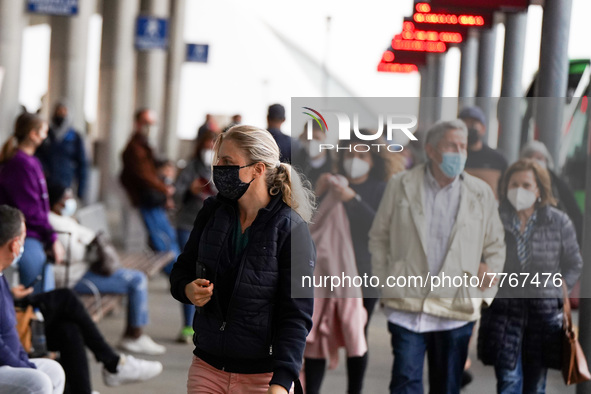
[430,53,445,123]
[476,25,497,143]
[97,0,140,207]
[47,0,97,132]
[162,0,186,161]
[136,0,169,155]
[497,12,527,163]
[577,97,591,394]
[0,0,28,142]
[458,30,478,109]
[534,0,573,170]
[418,65,431,131]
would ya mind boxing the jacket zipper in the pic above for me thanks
[212,205,234,371]
[218,199,279,363]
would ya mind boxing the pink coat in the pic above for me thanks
[304,185,367,369]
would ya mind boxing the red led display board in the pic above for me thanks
[410,21,475,34]
[392,34,447,52]
[412,2,493,30]
[381,48,428,66]
[378,49,426,73]
[377,63,419,73]
[401,20,463,44]
[428,0,529,12]
[382,50,395,63]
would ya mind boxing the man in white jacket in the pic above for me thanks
[369,119,506,394]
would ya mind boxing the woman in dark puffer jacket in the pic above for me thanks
[478,159,583,394]
[170,126,316,394]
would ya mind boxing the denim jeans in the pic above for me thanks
[495,351,547,394]
[74,268,149,328]
[0,358,65,394]
[388,321,475,394]
[139,206,194,327]
[139,206,181,260]
[18,237,54,294]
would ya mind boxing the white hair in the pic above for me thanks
[424,119,468,149]
[520,140,554,170]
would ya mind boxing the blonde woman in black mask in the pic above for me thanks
[170,125,315,394]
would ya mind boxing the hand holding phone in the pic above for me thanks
[11,284,34,300]
[26,275,42,289]
[185,279,214,307]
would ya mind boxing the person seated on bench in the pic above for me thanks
[13,287,163,393]
[47,181,166,356]
[0,205,65,394]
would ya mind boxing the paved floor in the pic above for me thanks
[87,274,576,393]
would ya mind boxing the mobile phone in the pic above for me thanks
[26,275,42,288]
[196,261,207,280]
[196,262,209,287]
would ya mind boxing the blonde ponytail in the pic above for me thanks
[217,125,316,222]
[0,136,18,164]
[270,162,315,223]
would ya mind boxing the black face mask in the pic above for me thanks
[213,164,255,200]
[53,116,65,127]
[467,127,480,146]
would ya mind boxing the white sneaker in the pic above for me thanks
[102,354,163,387]
[118,334,166,355]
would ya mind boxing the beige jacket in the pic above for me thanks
[49,212,96,287]
[369,164,506,321]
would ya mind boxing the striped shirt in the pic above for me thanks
[510,211,537,271]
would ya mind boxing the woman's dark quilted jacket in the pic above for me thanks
[170,193,315,391]
[477,204,583,370]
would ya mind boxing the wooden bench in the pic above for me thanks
[120,250,175,278]
[74,204,176,322]
[81,293,123,323]
[79,252,174,323]
[79,251,175,322]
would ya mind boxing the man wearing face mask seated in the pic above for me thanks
[0,205,66,394]
[46,181,166,356]
[459,106,508,200]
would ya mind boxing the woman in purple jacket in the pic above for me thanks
[0,112,65,293]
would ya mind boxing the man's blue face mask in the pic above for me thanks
[439,152,466,178]
[11,242,24,267]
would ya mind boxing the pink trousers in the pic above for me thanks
[187,356,294,394]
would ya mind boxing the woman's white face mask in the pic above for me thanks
[507,187,538,211]
[343,157,370,180]
[61,198,77,217]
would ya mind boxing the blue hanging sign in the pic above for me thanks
[27,0,78,16]
[186,44,209,63]
[135,16,169,51]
